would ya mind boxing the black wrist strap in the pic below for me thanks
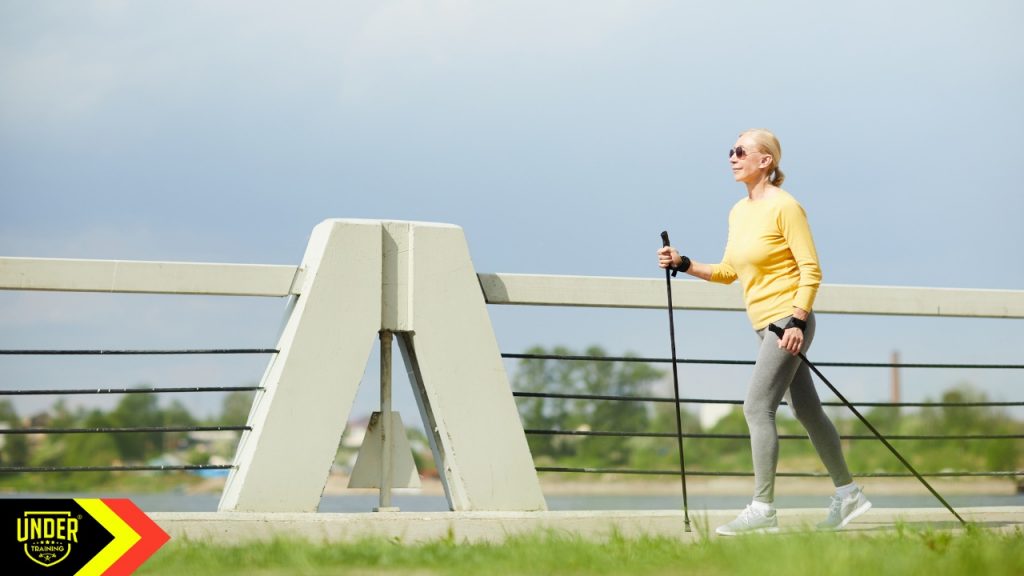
[673,255,692,274]
[785,317,807,332]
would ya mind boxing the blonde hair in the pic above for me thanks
[740,128,785,186]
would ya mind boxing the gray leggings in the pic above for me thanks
[745,313,853,503]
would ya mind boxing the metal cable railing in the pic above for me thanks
[536,463,1024,477]
[512,390,1024,408]
[0,347,271,474]
[0,386,262,396]
[523,429,1024,441]
[3,465,234,473]
[506,351,1024,480]
[1,347,1020,478]
[0,348,279,356]
[0,425,250,435]
[0,385,264,393]
[503,352,1024,370]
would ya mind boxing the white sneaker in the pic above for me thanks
[715,505,779,536]
[817,487,872,531]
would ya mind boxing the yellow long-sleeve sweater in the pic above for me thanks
[709,190,822,330]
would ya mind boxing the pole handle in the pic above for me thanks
[660,231,678,277]
[767,324,784,338]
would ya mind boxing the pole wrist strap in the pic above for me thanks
[673,255,692,274]
[784,317,807,332]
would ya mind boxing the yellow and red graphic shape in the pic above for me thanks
[99,499,170,575]
[5,497,169,575]
[75,498,169,576]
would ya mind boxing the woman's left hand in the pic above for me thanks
[778,327,803,356]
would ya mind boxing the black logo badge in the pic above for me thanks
[1,499,113,575]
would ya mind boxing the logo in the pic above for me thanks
[1,498,169,575]
[18,511,79,567]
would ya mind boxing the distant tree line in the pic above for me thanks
[0,390,255,490]
[1,352,1019,491]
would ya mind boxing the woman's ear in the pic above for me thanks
[759,154,773,169]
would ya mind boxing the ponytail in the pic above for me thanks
[771,166,786,187]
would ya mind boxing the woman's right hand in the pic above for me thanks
[657,246,680,269]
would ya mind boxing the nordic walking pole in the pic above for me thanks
[661,231,691,532]
[766,324,966,525]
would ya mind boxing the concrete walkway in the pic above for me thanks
[151,507,1024,544]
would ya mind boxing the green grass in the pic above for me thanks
[137,523,1024,576]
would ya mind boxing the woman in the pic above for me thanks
[658,129,871,535]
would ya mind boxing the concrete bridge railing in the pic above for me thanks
[2,219,1022,514]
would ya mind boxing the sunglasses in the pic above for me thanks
[729,146,756,159]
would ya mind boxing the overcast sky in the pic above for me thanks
[2,2,1022,429]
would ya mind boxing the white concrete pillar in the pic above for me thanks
[394,223,546,511]
[220,219,546,513]
[219,220,382,512]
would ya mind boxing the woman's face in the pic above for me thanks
[729,135,770,184]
